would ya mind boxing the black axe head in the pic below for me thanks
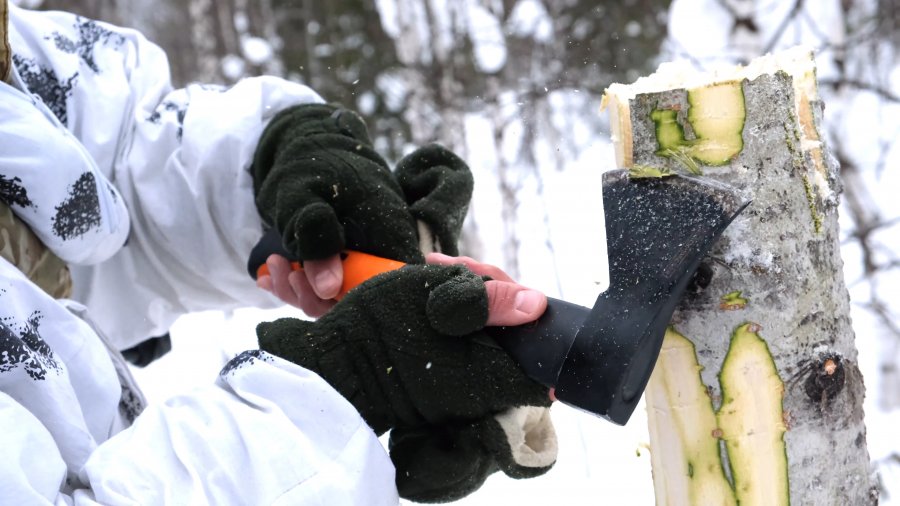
[490,170,749,424]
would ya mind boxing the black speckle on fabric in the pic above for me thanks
[47,16,125,73]
[118,383,144,423]
[0,312,61,381]
[52,172,101,240]
[220,349,273,377]
[147,100,188,141]
[12,55,78,125]
[0,175,34,208]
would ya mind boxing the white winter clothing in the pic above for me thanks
[1,3,398,505]
[8,5,322,350]
[0,258,398,505]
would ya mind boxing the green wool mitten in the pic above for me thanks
[394,144,473,256]
[251,103,423,263]
[389,407,556,503]
[257,264,557,502]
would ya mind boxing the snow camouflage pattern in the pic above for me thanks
[0,311,61,381]
[220,349,274,377]
[147,97,189,141]
[0,173,31,207]
[46,16,124,73]
[52,171,102,241]
[0,5,403,504]
[0,0,73,300]
[12,53,77,124]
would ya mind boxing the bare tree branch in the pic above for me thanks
[819,78,900,102]
[761,0,805,54]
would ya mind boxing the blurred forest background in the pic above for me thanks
[17,0,900,501]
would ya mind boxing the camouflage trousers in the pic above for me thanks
[1,0,8,83]
[0,203,73,298]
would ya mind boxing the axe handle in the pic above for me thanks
[254,250,406,301]
[251,241,584,389]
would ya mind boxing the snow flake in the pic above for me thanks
[241,36,273,65]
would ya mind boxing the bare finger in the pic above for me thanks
[484,280,547,327]
[289,270,336,317]
[303,255,344,300]
[267,254,302,306]
[425,252,514,282]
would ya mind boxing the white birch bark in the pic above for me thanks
[605,47,876,505]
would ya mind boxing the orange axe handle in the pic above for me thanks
[256,250,407,301]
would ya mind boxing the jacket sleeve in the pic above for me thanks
[0,255,396,505]
[0,392,71,506]
[71,74,328,349]
[76,352,399,506]
[0,80,130,266]
[5,4,328,346]
[0,349,399,506]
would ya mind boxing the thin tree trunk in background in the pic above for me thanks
[487,81,522,280]
[607,48,875,505]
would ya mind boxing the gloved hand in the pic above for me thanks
[257,263,557,503]
[394,144,473,257]
[389,406,556,503]
[251,104,474,312]
[251,103,423,263]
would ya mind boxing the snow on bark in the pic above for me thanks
[607,48,876,505]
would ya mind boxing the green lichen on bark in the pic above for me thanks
[800,173,823,234]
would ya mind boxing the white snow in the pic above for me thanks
[220,54,245,81]
[357,91,377,116]
[242,36,274,65]
[506,0,553,43]
[233,11,249,33]
[467,4,507,73]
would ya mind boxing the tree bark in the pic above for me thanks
[605,48,876,505]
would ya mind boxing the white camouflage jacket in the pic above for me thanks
[6,4,319,350]
[0,3,398,504]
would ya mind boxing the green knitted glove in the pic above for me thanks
[251,103,423,263]
[389,408,556,503]
[257,264,556,502]
[393,144,473,256]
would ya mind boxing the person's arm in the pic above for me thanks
[75,355,399,505]
[251,106,475,317]
[0,350,400,506]
[257,256,557,503]
[0,81,129,266]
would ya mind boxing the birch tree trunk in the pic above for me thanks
[604,48,876,505]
